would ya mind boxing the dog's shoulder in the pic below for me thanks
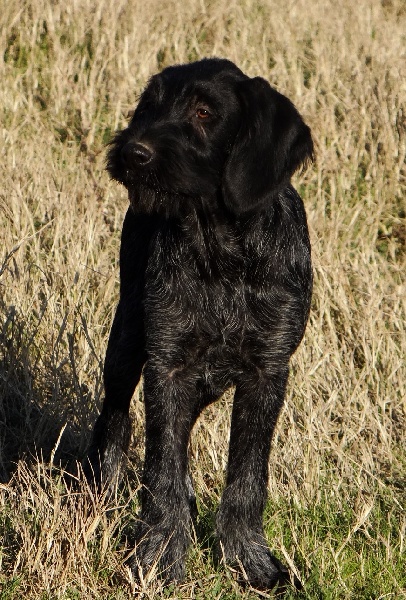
[119,208,162,291]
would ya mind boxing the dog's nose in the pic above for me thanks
[121,142,153,166]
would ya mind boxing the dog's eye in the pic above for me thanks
[196,108,211,120]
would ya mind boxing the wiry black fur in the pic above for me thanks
[85,58,313,591]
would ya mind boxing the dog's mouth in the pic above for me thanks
[126,175,202,218]
[124,163,206,203]
[126,172,195,198]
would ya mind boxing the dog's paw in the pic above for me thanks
[128,521,190,585]
[235,547,290,591]
[81,445,124,500]
[82,410,131,493]
[81,448,103,490]
[217,530,300,592]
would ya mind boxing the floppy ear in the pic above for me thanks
[222,77,314,215]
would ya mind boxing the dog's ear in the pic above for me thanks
[222,77,314,215]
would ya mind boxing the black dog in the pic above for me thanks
[86,58,313,590]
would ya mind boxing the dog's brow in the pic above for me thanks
[189,87,219,110]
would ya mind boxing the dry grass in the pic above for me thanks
[0,0,405,598]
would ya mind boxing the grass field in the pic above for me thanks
[0,0,405,598]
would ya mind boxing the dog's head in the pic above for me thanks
[108,58,313,216]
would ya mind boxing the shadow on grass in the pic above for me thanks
[0,298,102,482]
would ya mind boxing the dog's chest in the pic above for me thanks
[145,219,248,335]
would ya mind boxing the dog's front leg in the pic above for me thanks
[84,299,145,493]
[217,367,292,591]
[84,208,154,493]
[129,362,197,584]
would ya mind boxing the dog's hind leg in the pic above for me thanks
[216,366,294,591]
